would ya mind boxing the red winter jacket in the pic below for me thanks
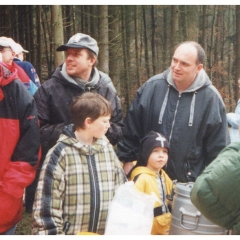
[0,63,41,233]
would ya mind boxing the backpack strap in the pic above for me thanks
[133,173,167,216]
[133,174,141,183]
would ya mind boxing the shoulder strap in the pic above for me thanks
[133,174,141,183]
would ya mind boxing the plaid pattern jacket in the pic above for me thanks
[32,133,126,235]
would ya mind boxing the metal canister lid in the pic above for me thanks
[174,182,194,198]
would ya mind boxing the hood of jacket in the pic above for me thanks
[52,63,117,93]
[131,166,162,179]
[165,68,212,93]
[60,62,99,90]
[58,124,110,155]
[0,62,18,87]
[159,68,214,127]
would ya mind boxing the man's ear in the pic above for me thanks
[196,63,203,74]
[89,57,96,67]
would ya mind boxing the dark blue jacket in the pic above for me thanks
[117,68,230,182]
[14,58,41,88]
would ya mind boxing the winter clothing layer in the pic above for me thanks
[0,64,40,233]
[14,58,41,88]
[130,166,172,235]
[227,99,240,142]
[190,142,240,233]
[138,131,169,166]
[34,65,124,159]
[0,60,37,95]
[117,68,230,182]
[32,125,126,235]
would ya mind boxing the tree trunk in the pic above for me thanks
[186,5,199,41]
[29,6,36,64]
[171,5,179,55]
[98,5,109,74]
[201,6,207,52]
[121,6,130,111]
[226,6,234,110]
[151,5,157,75]
[162,6,168,69]
[51,5,64,68]
[134,5,141,87]
[64,6,73,41]
[36,5,42,82]
[208,6,217,80]
[142,6,151,79]
[236,5,240,100]
[90,6,98,39]
[179,5,187,41]
[109,6,121,93]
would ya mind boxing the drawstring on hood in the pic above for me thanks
[158,85,170,124]
[158,69,206,127]
[189,91,197,126]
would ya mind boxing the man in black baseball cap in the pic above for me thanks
[26,33,124,213]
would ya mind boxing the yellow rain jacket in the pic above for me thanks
[130,166,173,235]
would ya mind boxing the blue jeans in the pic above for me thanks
[0,225,17,235]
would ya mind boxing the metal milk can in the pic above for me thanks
[169,182,228,235]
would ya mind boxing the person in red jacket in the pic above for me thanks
[0,53,41,235]
[0,36,38,95]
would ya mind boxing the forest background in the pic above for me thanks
[0,4,239,235]
[1,5,240,115]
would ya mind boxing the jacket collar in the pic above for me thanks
[60,62,100,90]
[167,68,211,93]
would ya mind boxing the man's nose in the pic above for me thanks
[175,62,180,70]
[66,54,73,61]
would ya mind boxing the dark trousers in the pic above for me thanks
[25,161,43,212]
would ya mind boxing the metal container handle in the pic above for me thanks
[179,207,201,230]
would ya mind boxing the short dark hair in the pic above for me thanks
[71,92,112,129]
[176,41,205,64]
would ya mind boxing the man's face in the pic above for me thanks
[65,48,96,80]
[171,44,203,86]
[0,47,14,64]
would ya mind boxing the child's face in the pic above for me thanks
[147,146,168,173]
[89,115,111,139]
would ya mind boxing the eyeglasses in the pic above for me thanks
[0,48,13,53]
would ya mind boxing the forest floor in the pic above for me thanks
[15,211,32,235]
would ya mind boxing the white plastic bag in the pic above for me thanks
[104,181,157,235]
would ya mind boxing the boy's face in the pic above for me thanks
[147,146,168,173]
[89,115,111,139]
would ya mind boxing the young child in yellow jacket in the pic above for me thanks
[128,131,173,235]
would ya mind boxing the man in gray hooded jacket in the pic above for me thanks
[117,41,230,183]
[26,33,124,213]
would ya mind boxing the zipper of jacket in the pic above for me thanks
[88,145,98,232]
[159,173,168,213]
[169,92,181,144]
